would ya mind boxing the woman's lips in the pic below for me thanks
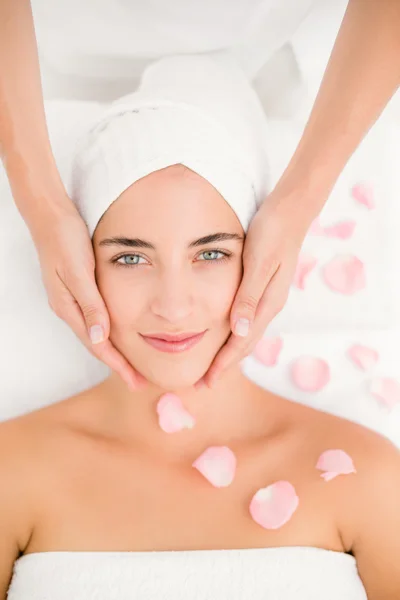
[140,331,206,353]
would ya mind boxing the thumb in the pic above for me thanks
[231,257,279,336]
[70,272,111,345]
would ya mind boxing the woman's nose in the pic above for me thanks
[150,271,194,323]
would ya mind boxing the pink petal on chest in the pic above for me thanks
[192,446,237,488]
[249,481,299,530]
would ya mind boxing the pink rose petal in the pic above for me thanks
[290,356,330,392]
[316,449,356,482]
[308,218,355,239]
[249,481,299,530]
[321,254,366,295]
[369,377,400,410]
[156,393,196,433]
[192,446,237,488]
[347,344,379,371]
[351,183,375,210]
[308,217,325,235]
[293,254,318,290]
[253,336,283,367]
[323,221,356,240]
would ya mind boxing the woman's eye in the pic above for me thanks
[198,250,229,261]
[112,250,231,267]
[114,254,145,266]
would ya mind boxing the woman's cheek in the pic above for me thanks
[218,260,243,312]
[97,273,145,327]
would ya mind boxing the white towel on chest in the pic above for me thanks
[7,547,368,600]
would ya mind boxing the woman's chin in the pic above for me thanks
[137,366,206,392]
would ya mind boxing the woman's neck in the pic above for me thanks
[96,369,283,465]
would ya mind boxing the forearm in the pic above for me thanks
[276,0,400,218]
[0,0,70,226]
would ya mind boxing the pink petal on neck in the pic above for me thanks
[156,393,196,433]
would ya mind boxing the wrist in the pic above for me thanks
[271,159,338,220]
[5,149,74,221]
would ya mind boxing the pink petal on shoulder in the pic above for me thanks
[253,336,283,367]
[316,449,356,482]
[323,220,356,240]
[369,377,400,410]
[351,183,375,209]
[293,254,318,290]
[192,446,237,488]
[156,393,196,433]
[347,344,379,371]
[321,255,366,295]
[290,356,330,392]
[249,481,299,530]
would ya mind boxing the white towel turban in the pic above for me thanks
[71,52,271,237]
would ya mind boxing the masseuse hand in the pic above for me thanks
[31,203,147,392]
[201,184,316,389]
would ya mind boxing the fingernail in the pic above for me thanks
[234,318,250,337]
[90,324,105,344]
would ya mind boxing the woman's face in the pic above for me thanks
[93,164,245,390]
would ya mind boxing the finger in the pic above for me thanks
[94,338,148,391]
[61,297,144,391]
[65,266,111,345]
[204,332,249,388]
[193,376,207,391]
[206,267,290,387]
[52,275,145,391]
[230,254,280,338]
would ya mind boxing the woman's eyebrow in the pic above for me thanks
[98,232,244,250]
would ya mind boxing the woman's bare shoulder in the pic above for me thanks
[295,403,400,474]
[0,390,96,484]
[0,391,96,553]
[300,406,400,548]
[320,414,400,596]
[0,413,48,559]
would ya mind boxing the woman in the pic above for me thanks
[2,52,400,600]
[0,0,399,394]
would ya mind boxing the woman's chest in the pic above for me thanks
[23,432,344,556]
